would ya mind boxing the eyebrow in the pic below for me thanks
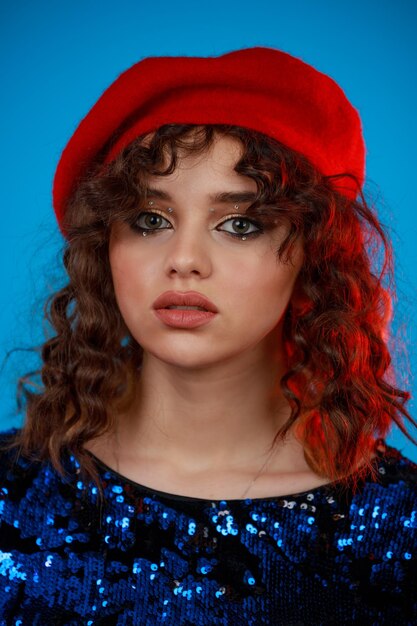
[144,187,258,204]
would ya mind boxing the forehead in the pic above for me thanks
[144,133,256,191]
[143,129,244,164]
[143,186,258,205]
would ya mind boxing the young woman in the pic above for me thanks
[0,46,416,624]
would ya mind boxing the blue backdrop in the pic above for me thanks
[1,1,416,459]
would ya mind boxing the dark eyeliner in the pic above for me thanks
[129,211,264,239]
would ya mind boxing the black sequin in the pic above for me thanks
[0,428,416,625]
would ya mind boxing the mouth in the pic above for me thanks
[154,306,217,329]
[163,305,209,311]
[152,291,218,313]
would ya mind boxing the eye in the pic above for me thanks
[131,211,169,232]
[129,211,263,240]
[218,215,263,239]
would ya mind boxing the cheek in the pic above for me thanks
[109,241,147,320]
[256,270,298,319]
[231,243,302,304]
[245,249,303,325]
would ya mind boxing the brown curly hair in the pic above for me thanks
[5,123,416,500]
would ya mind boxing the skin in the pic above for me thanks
[88,133,332,499]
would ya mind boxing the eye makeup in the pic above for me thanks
[129,209,264,241]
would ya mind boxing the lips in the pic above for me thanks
[152,291,218,313]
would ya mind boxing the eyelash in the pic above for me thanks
[129,210,264,240]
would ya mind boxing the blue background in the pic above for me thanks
[1,1,416,459]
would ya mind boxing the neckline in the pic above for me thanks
[84,441,386,504]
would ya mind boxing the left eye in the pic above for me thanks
[220,217,261,237]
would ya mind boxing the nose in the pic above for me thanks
[163,222,213,278]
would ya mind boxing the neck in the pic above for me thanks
[112,330,294,474]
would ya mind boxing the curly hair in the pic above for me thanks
[4,123,416,500]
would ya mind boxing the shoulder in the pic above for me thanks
[298,439,417,547]
[326,439,417,557]
[370,438,417,492]
[0,426,25,479]
[0,426,77,508]
[0,427,47,501]
[338,438,417,511]
[359,439,417,525]
[0,427,87,545]
[0,426,22,450]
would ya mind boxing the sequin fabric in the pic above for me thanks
[0,428,416,625]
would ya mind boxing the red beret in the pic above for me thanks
[53,46,365,229]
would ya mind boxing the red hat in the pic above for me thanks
[53,46,365,229]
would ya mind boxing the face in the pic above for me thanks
[109,134,304,370]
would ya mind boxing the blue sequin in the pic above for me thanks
[0,428,417,623]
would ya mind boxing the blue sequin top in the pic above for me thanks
[0,427,416,625]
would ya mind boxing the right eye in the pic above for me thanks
[130,211,169,235]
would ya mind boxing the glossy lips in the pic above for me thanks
[152,291,218,329]
[152,291,218,313]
